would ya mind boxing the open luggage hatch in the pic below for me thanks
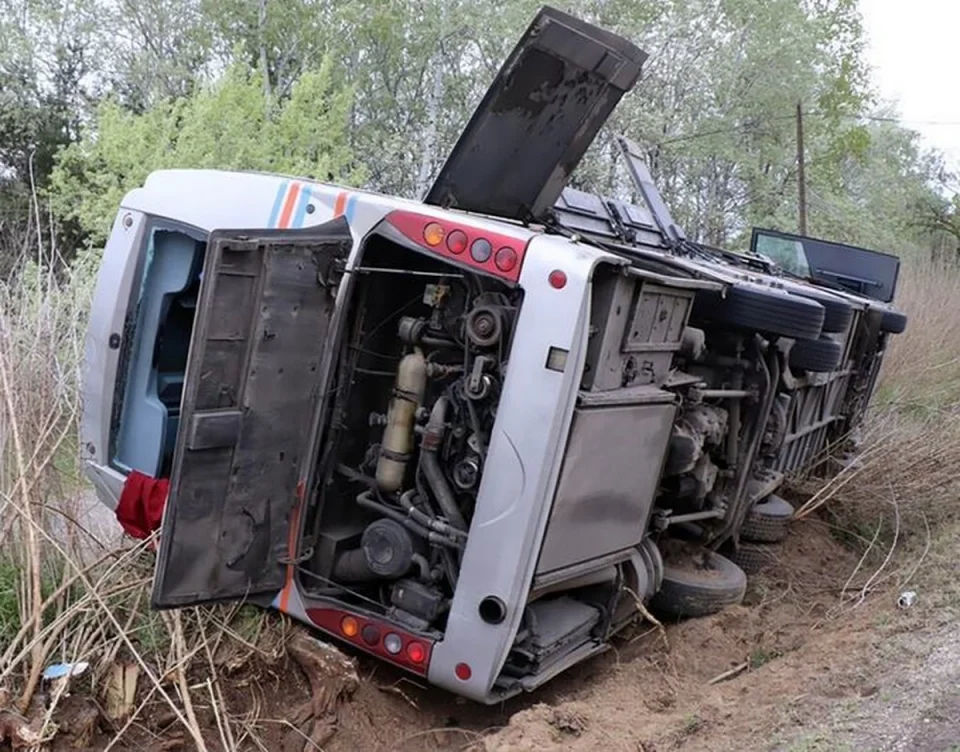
[151,219,351,608]
[425,5,648,222]
[751,227,901,303]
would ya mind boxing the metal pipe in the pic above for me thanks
[420,397,468,531]
[353,266,465,278]
[714,340,782,546]
[699,389,750,400]
[398,488,467,539]
[726,372,743,468]
[664,509,725,525]
[782,415,838,443]
[376,349,427,492]
[355,491,462,549]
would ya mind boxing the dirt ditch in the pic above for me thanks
[290,515,888,752]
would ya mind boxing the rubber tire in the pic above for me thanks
[692,283,825,341]
[741,494,795,544]
[727,542,780,575]
[789,336,843,373]
[880,308,908,335]
[650,550,747,619]
[781,284,854,334]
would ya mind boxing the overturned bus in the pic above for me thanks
[80,6,906,703]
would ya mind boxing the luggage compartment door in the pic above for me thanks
[151,219,351,608]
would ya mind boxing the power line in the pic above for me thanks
[859,115,960,127]
[654,115,796,145]
[649,111,960,147]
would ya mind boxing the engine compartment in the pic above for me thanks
[298,235,523,634]
[288,228,896,654]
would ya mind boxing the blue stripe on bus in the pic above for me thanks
[268,181,290,228]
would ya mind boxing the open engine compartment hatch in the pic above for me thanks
[425,5,648,222]
[151,219,351,608]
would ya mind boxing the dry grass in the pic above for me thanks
[877,258,960,409]
[790,256,960,613]
[0,255,289,750]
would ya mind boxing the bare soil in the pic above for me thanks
[320,514,959,752]
[301,514,952,752]
[22,511,959,751]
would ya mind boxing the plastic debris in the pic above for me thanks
[897,590,917,609]
[42,662,89,681]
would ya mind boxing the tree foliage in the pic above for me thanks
[0,0,954,269]
[50,59,358,241]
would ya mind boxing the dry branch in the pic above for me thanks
[286,629,360,750]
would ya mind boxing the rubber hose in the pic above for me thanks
[420,397,468,531]
[399,489,467,540]
[355,491,462,550]
[337,463,377,488]
[332,548,376,583]
[410,553,432,581]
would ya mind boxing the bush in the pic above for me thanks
[49,59,362,246]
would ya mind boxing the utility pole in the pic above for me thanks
[796,101,807,235]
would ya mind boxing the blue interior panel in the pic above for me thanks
[113,229,205,477]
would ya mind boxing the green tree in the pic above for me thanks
[49,58,358,243]
[0,0,105,270]
[0,0,952,268]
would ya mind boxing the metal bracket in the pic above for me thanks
[278,546,315,566]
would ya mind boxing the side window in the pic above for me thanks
[754,233,810,277]
[110,223,207,477]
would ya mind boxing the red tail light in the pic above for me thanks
[406,641,426,664]
[385,210,529,283]
[306,606,433,677]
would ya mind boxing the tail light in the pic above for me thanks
[384,210,529,283]
[306,606,433,676]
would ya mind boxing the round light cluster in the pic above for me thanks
[470,237,492,263]
[406,642,426,664]
[361,624,380,645]
[447,229,468,254]
[337,613,428,666]
[423,222,445,247]
[495,247,518,272]
[415,218,523,278]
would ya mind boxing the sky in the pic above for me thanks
[860,0,960,169]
